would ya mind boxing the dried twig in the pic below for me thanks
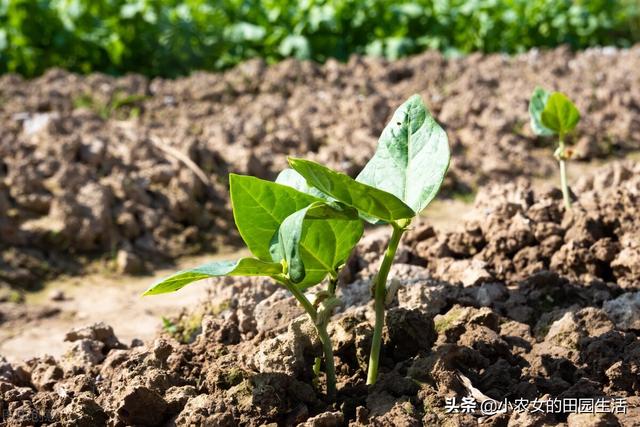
[148,136,212,188]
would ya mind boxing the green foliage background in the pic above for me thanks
[1,0,639,78]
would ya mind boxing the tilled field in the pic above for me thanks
[1,46,639,288]
[0,161,638,426]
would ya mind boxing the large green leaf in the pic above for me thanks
[271,201,363,284]
[529,87,554,137]
[229,174,321,260]
[541,92,581,137]
[143,258,283,295]
[288,158,414,222]
[356,94,450,214]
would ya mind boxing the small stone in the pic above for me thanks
[65,322,124,351]
[49,289,66,301]
[603,292,640,331]
[116,249,145,275]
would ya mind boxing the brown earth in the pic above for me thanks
[1,45,639,288]
[0,252,238,363]
[0,161,638,426]
[410,160,640,290]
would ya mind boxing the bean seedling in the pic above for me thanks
[144,172,365,400]
[529,88,581,209]
[145,94,450,397]
[288,94,451,384]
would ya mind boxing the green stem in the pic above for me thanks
[558,139,571,210]
[285,280,317,320]
[283,280,336,401]
[315,320,336,401]
[366,221,406,385]
[328,275,338,295]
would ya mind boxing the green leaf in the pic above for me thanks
[541,92,581,137]
[229,174,321,260]
[275,168,329,200]
[271,201,362,284]
[287,158,414,223]
[529,87,554,136]
[299,219,364,288]
[143,258,283,295]
[356,94,450,214]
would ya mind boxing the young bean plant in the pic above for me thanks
[529,88,581,209]
[144,94,451,397]
[144,172,365,401]
[288,94,450,384]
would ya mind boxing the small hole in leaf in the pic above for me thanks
[396,122,401,125]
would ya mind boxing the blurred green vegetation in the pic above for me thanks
[1,0,639,78]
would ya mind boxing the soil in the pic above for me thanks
[0,252,244,363]
[1,45,640,288]
[410,160,640,290]
[0,161,638,426]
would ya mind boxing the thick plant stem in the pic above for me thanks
[366,222,405,385]
[284,281,337,401]
[557,140,571,210]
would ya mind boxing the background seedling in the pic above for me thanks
[144,174,364,401]
[289,94,450,384]
[529,88,581,209]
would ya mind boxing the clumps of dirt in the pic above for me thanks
[0,257,638,426]
[2,159,640,425]
[0,93,237,288]
[404,160,640,290]
[2,46,640,288]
